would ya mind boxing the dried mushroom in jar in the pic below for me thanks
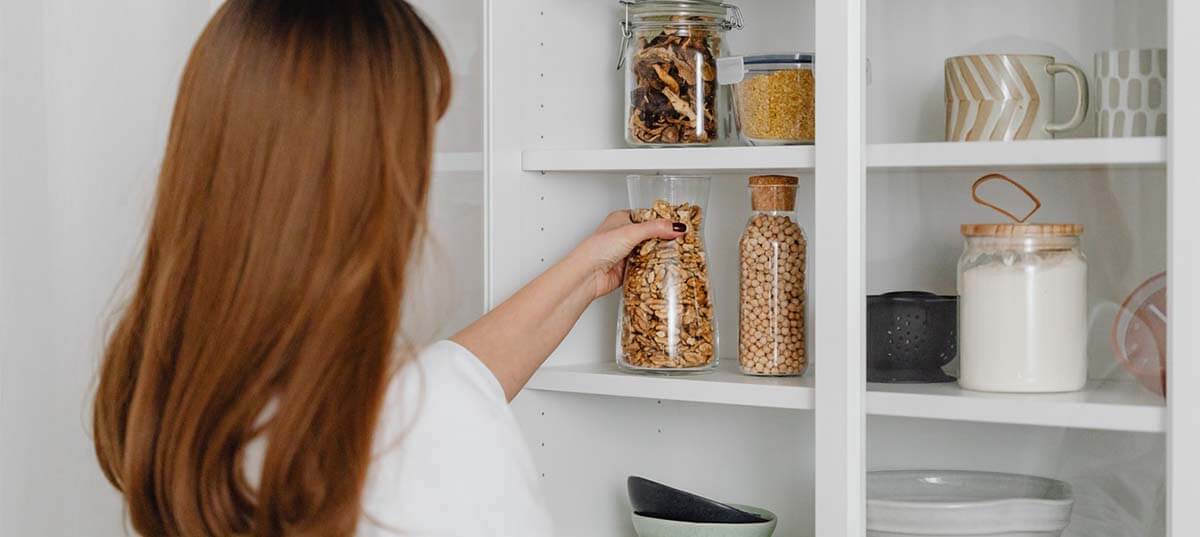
[620,200,716,369]
[627,25,721,145]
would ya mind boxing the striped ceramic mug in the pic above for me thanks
[944,54,1089,142]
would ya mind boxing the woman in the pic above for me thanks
[91,1,684,536]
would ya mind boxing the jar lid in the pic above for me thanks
[624,0,739,21]
[749,174,799,186]
[961,223,1083,237]
[718,54,813,84]
[749,175,798,211]
[745,53,815,66]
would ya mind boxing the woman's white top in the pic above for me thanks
[357,340,554,536]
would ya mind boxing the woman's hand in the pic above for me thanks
[573,211,687,300]
[453,210,684,401]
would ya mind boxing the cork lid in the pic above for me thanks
[748,175,798,211]
[961,223,1084,237]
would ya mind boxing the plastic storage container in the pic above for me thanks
[719,53,815,145]
[957,174,1087,393]
[618,0,742,147]
[738,175,806,376]
[618,175,717,373]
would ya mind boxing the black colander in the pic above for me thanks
[866,291,958,383]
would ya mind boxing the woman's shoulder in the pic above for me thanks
[375,340,508,444]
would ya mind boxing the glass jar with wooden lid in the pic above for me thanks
[957,174,1088,393]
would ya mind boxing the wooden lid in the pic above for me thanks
[961,223,1083,237]
[749,175,799,211]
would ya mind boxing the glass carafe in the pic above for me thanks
[617,175,718,373]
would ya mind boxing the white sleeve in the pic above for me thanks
[358,340,554,537]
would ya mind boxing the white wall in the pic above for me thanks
[0,2,232,535]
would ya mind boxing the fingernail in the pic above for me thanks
[672,223,687,232]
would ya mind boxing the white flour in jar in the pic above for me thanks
[959,251,1088,392]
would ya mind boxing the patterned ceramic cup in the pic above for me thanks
[1096,49,1167,137]
[945,54,1089,142]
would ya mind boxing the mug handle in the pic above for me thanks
[1044,62,1089,134]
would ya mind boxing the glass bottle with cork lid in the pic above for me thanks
[957,174,1087,393]
[739,175,807,376]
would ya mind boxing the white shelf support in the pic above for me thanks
[1167,0,1199,535]
[814,0,866,535]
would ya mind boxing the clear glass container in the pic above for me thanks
[957,225,1087,392]
[617,175,717,373]
[738,175,807,376]
[722,53,816,145]
[618,0,742,147]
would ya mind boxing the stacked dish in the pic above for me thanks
[867,470,1074,537]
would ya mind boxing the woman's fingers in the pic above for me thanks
[618,219,686,250]
[596,210,634,234]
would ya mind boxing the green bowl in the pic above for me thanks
[632,504,778,537]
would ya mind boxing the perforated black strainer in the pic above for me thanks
[867,291,958,383]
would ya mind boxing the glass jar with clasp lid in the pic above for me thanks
[617,0,743,146]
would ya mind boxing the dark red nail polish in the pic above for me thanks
[672,223,687,232]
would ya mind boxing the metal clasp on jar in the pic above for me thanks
[615,0,743,70]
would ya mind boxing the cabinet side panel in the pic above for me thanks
[815,0,867,536]
[1166,1,1200,535]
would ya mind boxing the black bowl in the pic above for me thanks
[867,291,958,383]
[627,476,768,524]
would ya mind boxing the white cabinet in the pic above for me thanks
[435,0,1198,535]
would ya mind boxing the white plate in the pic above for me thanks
[867,470,1074,537]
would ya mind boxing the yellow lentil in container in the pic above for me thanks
[734,68,815,144]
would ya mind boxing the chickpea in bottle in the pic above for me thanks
[738,175,807,376]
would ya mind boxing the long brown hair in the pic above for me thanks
[92,1,451,535]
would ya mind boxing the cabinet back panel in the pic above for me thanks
[513,391,815,537]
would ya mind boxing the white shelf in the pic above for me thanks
[526,360,815,410]
[868,137,1166,171]
[866,379,1165,433]
[521,146,815,173]
[520,138,1164,173]
[527,361,1164,432]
